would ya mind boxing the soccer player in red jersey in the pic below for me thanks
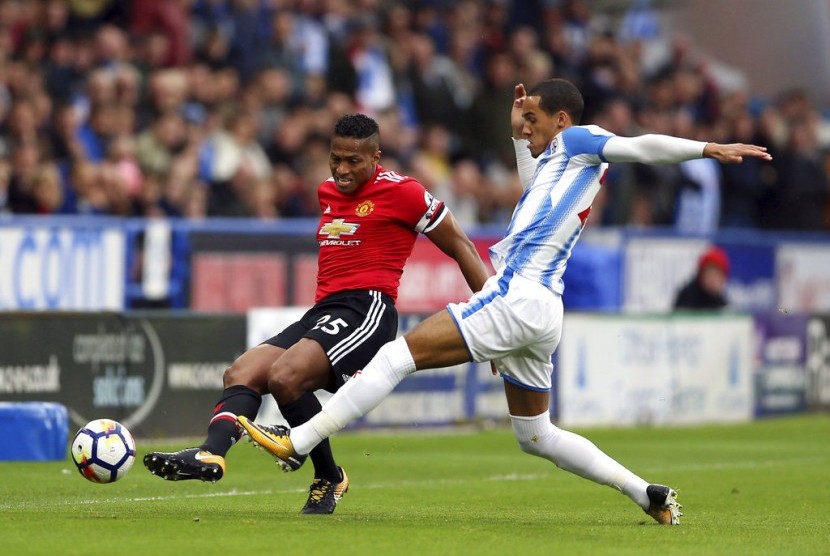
[144,114,490,514]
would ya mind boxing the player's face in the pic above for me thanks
[329,136,381,194]
[521,96,568,158]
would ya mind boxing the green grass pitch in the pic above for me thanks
[2,414,828,555]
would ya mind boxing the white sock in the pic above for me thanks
[291,337,417,455]
[511,413,651,510]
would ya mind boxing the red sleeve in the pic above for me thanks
[391,177,447,233]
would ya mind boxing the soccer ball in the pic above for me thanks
[70,419,136,483]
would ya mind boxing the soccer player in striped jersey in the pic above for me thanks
[238,79,771,524]
[145,114,489,514]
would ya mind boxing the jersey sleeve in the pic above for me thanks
[396,178,447,233]
[562,125,614,162]
[601,134,707,164]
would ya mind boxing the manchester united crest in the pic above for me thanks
[355,200,375,217]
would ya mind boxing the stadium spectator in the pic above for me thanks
[0,154,10,215]
[6,141,42,213]
[135,110,190,177]
[760,118,830,230]
[129,0,192,68]
[673,112,722,234]
[718,106,769,228]
[347,15,396,116]
[673,245,730,310]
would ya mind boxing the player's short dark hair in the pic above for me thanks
[528,79,585,124]
[333,114,380,144]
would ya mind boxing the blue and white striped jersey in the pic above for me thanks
[489,125,613,294]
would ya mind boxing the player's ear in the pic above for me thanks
[374,149,382,163]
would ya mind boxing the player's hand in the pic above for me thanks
[703,143,772,164]
[511,83,527,139]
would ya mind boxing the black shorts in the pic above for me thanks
[263,290,398,391]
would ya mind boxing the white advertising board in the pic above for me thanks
[556,313,754,427]
[777,244,830,313]
[0,226,125,311]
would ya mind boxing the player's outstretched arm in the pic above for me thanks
[603,134,772,165]
[702,142,772,164]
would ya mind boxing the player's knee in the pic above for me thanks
[222,362,244,388]
[223,359,268,392]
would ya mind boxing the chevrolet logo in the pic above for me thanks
[320,218,359,238]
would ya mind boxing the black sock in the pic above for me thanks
[280,393,341,482]
[200,385,261,456]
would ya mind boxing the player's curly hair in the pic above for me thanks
[528,79,584,124]
[333,113,380,141]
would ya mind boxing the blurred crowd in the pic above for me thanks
[0,0,828,231]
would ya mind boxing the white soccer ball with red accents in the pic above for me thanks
[70,419,136,483]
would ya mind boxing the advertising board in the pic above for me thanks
[0,313,246,437]
[0,225,125,310]
[556,313,754,426]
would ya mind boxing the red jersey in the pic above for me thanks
[315,165,446,302]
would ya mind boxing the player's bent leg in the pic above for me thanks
[509,412,682,524]
[505,379,680,524]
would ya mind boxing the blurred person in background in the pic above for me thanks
[65,158,108,214]
[760,117,830,230]
[0,153,11,215]
[673,112,722,234]
[256,9,319,99]
[145,113,490,516]
[347,15,396,116]
[237,78,772,525]
[718,107,769,228]
[467,51,518,168]
[129,0,192,68]
[6,141,42,213]
[673,245,730,310]
[29,162,63,214]
[75,100,118,162]
[406,32,473,137]
[135,110,191,177]
[199,108,271,216]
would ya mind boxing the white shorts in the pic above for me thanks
[447,269,563,391]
